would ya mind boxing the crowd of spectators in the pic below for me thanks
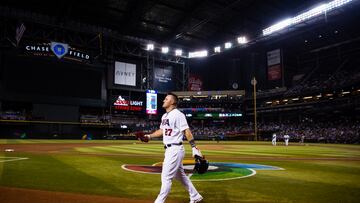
[189,119,360,144]
[130,119,244,139]
[128,117,359,144]
[0,110,26,120]
[190,123,242,138]
[285,70,360,97]
[132,119,160,132]
[3,106,358,144]
[80,114,110,124]
[257,119,360,144]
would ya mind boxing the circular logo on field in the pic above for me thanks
[122,160,283,181]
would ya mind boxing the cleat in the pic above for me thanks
[190,196,203,203]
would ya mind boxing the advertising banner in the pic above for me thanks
[267,49,282,81]
[267,49,281,66]
[113,95,144,111]
[24,42,91,61]
[188,74,203,91]
[268,64,282,81]
[153,66,174,92]
[114,61,136,86]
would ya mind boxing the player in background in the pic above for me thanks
[144,93,203,203]
[300,135,305,145]
[284,134,290,146]
[272,133,277,146]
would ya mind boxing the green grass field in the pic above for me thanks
[1,139,359,202]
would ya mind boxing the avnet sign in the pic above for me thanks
[114,61,136,87]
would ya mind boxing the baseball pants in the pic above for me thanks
[154,145,202,203]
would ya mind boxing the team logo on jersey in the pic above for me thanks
[161,119,170,126]
[122,161,283,181]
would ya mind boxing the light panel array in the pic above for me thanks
[161,47,169,54]
[224,42,232,49]
[263,0,353,36]
[146,44,154,51]
[214,46,221,53]
[237,36,247,44]
[144,0,353,58]
[175,49,182,56]
[188,50,208,58]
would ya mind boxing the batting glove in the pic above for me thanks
[144,134,151,141]
[192,146,202,158]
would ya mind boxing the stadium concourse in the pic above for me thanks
[1,0,360,202]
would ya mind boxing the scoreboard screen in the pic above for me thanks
[146,90,157,114]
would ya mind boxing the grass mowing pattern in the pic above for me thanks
[0,139,359,202]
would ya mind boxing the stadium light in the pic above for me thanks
[146,44,154,51]
[161,47,169,54]
[175,49,182,56]
[224,42,232,49]
[188,50,208,58]
[214,46,221,53]
[263,0,354,36]
[263,18,292,36]
[237,36,247,44]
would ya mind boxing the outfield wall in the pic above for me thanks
[0,120,127,139]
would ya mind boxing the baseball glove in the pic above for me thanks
[134,131,149,143]
[194,155,209,174]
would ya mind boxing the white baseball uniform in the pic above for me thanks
[272,133,277,146]
[284,134,289,146]
[154,108,202,203]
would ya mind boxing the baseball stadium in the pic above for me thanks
[0,0,360,203]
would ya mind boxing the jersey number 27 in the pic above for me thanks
[165,129,173,136]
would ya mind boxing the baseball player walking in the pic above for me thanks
[284,134,290,146]
[272,133,277,146]
[144,93,203,203]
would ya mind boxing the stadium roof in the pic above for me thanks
[1,0,359,52]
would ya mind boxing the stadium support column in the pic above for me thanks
[0,52,2,97]
[281,48,285,87]
[182,62,189,91]
[146,53,155,90]
[146,54,150,89]
[251,77,258,141]
[182,63,185,91]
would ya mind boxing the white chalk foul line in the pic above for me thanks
[0,157,29,162]
[121,164,160,175]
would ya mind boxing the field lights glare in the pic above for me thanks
[263,0,354,36]
[237,36,247,44]
[188,50,208,58]
[214,46,221,53]
[175,49,182,56]
[146,44,154,51]
[161,47,169,54]
[224,42,232,49]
